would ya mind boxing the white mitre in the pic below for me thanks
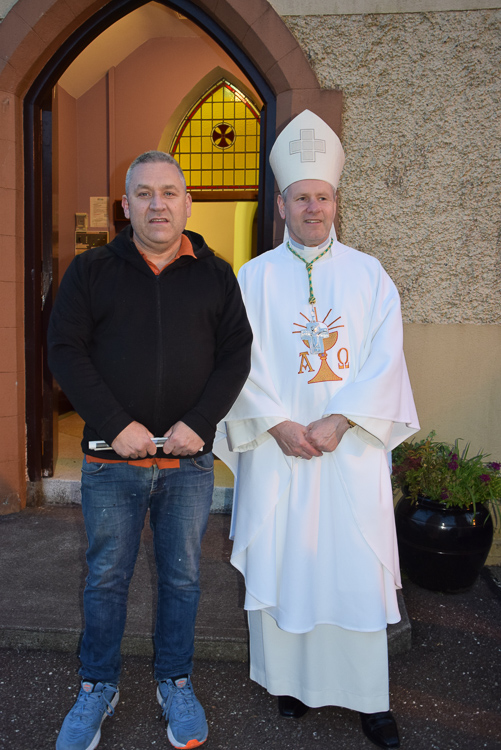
[269,109,345,193]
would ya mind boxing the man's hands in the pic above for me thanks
[268,415,352,458]
[111,421,156,459]
[110,420,204,458]
[305,414,351,453]
[162,421,204,456]
[268,421,322,460]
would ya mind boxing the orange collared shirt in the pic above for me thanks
[86,235,197,469]
[139,233,196,275]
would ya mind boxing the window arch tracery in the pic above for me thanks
[171,79,260,199]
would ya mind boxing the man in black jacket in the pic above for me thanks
[48,151,252,750]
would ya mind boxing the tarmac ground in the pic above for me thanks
[0,507,500,750]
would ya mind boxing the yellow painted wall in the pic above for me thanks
[186,201,257,272]
[186,202,236,264]
[233,202,258,275]
[404,324,501,457]
[403,323,501,563]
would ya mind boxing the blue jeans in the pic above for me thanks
[79,454,214,684]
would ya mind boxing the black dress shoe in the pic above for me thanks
[278,695,309,718]
[360,711,400,748]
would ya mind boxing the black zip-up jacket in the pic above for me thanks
[48,227,252,460]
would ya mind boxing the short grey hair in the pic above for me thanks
[125,151,186,196]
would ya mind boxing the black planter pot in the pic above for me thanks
[395,495,494,593]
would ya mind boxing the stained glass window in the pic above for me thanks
[171,79,260,198]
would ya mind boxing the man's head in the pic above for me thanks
[122,151,191,256]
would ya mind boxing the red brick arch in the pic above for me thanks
[0,0,341,127]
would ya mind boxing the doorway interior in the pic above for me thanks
[39,1,272,484]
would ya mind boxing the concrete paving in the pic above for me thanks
[0,506,409,660]
[0,506,500,749]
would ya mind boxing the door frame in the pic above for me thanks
[23,0,277,482]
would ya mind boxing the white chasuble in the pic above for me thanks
[215,239,419,636]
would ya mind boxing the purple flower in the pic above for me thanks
[448,460,459,471]
[441,489,450,500]
[487,462,500,471]
[479,474,491,483]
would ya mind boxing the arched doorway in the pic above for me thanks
[0,0,342,498]
[25,0,278,482]
[48,4,268,479]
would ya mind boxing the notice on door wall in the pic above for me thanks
[90,197,109,228]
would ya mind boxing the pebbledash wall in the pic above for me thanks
[0,1,500,557]
[281,6,501,450]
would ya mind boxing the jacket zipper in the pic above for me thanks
[154,276,163,435]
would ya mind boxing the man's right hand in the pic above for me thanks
[111,421,157,459]
[268,421,322,459]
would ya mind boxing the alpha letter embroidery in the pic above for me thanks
[298,352,314,374]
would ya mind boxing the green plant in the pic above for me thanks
[392,432,501,525]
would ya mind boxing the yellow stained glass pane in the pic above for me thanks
[201,136,213,154]
[235,154,245,169]
[213,171,223,186]
[191,109,202,119]
[202,172,212,186]
[191,137,202,153]
[223,172,234,186]
[235,102,247,120]
[234,119,246,137]
[213,88,224,102]
[245,136,257,152]
[223,103,235,120]
[246,170,257,185]
[191,154,201,170]
[202,154,212,170]
[246,119,257,135]
[180,155,190,170]
[190,121,201,137]
[223,153,234,169]
[235,170,245,184]
[246,154,257,169]
[213,154,223,170]
[201,120,212,137]
[213,103,223,120]
[201,103,212,119]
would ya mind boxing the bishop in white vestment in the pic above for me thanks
[215,111,419,749]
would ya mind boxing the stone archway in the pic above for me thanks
[0,0,342,505]
[0,0,341,120]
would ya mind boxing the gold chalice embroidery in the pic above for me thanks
[293,308,344,384]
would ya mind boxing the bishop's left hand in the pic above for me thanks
[162,421,204,456]
[305,414,351,453]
